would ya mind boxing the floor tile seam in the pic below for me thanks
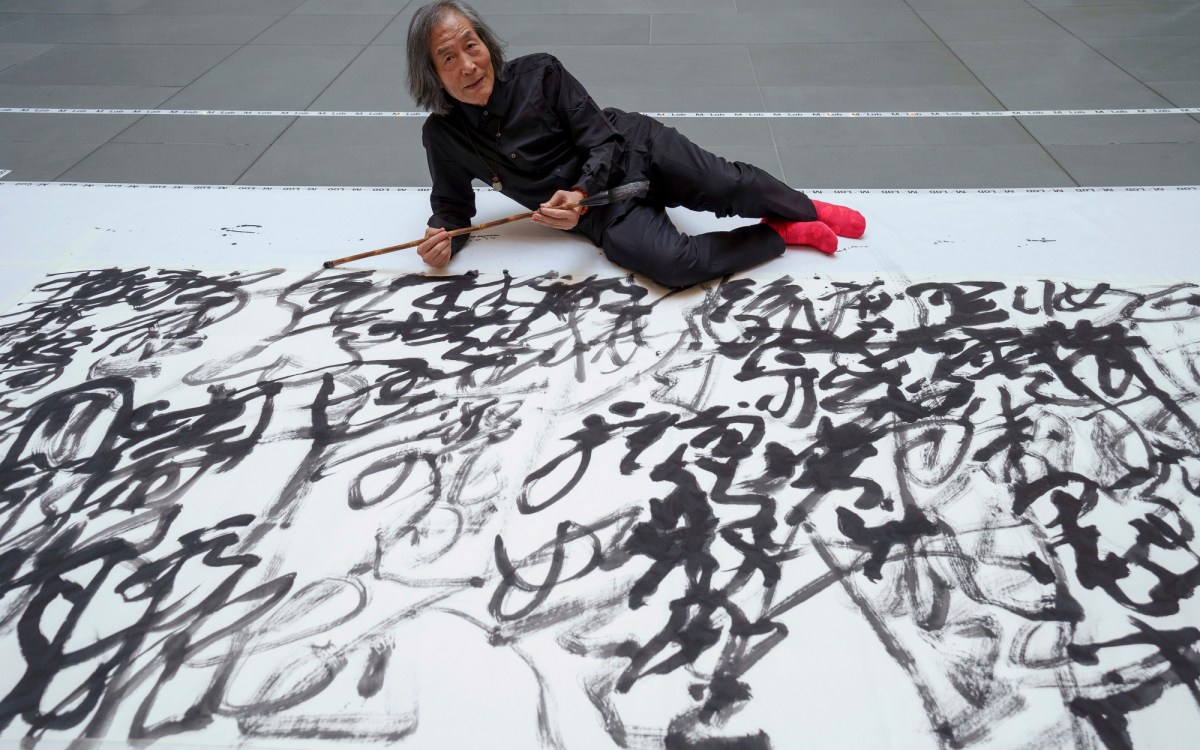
[0,136,140,143]
[742,32,783,184]
[652,39,966,47]
[245,7,319,45]
[109,6,298,169]
[10,78,178,177]
[0,12,297,21]
[1081,33,1200,41]
[0,22,28,37]
[251,42,402,45]
[1142,80,1200,107]
[542,40,990,51]
[1035,1,1200,3]
[1025,1,1200,8]
[233,0,414,184]
[101,29,259,149]
[490,42,649,47]
[1028,1,1188,109]
[0,37,53,75]
[1038,137,1200,147]
[14,41,248,70]
[45,139,114,181]
[900,0,1080,186]
[0,41,308,45]
[774,142,1106,149]
[1039,2,1200,17]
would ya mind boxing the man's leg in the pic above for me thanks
[645,123,817,222]
[645,123,865,238]
[600,203,786,289]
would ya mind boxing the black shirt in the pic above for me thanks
[422,53,645,253]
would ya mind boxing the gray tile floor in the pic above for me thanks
[0,0,1197,187]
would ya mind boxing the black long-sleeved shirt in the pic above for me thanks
[422,53,642,253]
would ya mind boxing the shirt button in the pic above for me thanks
[511,153,517,158]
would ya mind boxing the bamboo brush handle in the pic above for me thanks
[323,200,583,269]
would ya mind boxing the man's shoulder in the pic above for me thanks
[422,108,458,138]
[505,52,562,77]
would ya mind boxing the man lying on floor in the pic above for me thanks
[409,1,866,289]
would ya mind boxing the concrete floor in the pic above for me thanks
[0,0,1198,188]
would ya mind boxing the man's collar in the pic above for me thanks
[484,71,508,118]
[455,67,508,129]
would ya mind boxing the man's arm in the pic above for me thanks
[422,119,477,265]
[531,57,624,232]
[531,188,587,231]
[547,57,623,199]
[416,226,454,268]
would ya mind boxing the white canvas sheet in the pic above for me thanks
[2,184,1199,303]
[1,183,1199,750]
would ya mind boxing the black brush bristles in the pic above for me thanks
[579,180,650,208]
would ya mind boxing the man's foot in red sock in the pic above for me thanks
[762,217,838,255]
[812,200,866,239]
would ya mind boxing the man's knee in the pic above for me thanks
[703,164,749,216]
[646,268,711,288]
[601,243,706,288]
[640,247,715,289]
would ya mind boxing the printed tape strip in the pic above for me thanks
[1,182,1196,194]
[2,107,1200,118]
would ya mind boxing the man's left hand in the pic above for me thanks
[532,189,586,231]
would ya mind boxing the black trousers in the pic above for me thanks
[597,119,818,289]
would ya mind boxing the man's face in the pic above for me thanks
[431,12,494,107]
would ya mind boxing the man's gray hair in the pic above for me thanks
[406,1,507,115]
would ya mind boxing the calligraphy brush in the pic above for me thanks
[323,180,650,269]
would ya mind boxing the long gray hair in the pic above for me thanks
[406,1,508,115]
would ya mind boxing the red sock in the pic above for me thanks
[812,200,866,239]
[761,217,838,255]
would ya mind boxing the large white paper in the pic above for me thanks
[1,184,1199,749]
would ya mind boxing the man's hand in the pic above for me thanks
[532,189,586,231]
[417,226,452,268]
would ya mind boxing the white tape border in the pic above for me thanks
[1,181,1196,195]
[1,107,1199,119]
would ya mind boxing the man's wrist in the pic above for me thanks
[571,187,588,215]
